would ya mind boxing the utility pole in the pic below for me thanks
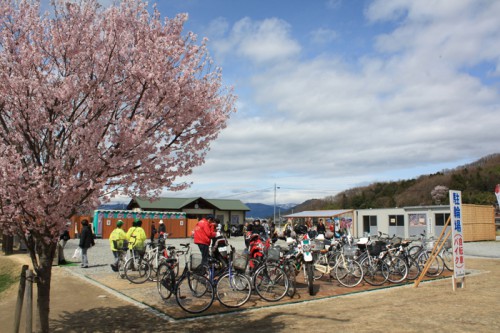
[274,183,280,228]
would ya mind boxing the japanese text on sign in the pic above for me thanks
[449,190,465,278]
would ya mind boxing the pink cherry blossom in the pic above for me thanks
[0,1,235,331]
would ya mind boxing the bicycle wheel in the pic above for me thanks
[335,258,363,288]
[404,256,420,280]
[440,248,454,271]
[385,256,408,283]
[417,251,444,277]
[305,262,315,295]
[361,256,388,286]
[283,261,296,298]
[253,264,289,302]
[117,253,127,279]
[216,272,251,308]
[147,256,160,281]
[157,263,174,300]
[124,256,151,284]
[175,273,214,314]
[408,245,423,259]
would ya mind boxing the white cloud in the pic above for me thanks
[182,3,500,204]
[369,0,500,72]
[212,17,301,65]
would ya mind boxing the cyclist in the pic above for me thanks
[109,220,127,272]
[126,219,147,256]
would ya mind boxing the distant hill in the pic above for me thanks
[245,203,298,219]
[294,153,500,212]
[97,154,500,217]
[98,202,128,210]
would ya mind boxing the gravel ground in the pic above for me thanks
[61,236,253,274]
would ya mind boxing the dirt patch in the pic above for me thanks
[1,254,499,332]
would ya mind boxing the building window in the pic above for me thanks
[409,213,427,227]
[363,215,377,226]
[389,215,404,226]
[435,213,450,226]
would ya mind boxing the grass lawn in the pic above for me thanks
[0,258,18,294]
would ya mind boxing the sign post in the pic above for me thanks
[449,190,466,290]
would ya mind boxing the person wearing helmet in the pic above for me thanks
[109,220,127,272]
[294,224,308,235]
[126,219,147,254]
[252,219,265,235]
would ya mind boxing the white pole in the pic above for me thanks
[273,183,276,227]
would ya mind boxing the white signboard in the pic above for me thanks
[449,190,465,278]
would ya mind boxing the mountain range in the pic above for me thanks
[244,203,297,220]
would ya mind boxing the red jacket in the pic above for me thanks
[194,218,216,245]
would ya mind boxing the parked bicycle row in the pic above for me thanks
[106,217,453,314]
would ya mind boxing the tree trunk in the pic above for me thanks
[34,242,55,333]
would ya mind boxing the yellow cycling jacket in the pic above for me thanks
[126,226,147,251]
[109,228,127,251]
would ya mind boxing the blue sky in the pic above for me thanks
[49,1,500,205]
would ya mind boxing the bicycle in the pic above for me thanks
[277,244,298,297]
[145,237,179,281]
[156,243,214,314]
[439,238,454,271]
[123,247,151,284]
[205,247,252,308]
[394,238,420,281]
[381,236,408,283]
[358,237,390,286]
[315,235,363,288]
[244,244,290,302]
[408,233,445,277]
[333,240,363,288]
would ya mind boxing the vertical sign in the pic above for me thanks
[449,190,465,278]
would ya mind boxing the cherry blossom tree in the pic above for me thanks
[431,185,449,204]
[0,0,235,330]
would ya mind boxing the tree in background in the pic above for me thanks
[431,185,449,204]
[0,0,235,331]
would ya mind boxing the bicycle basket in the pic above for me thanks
[190,253,203,271]
[233,252,248,272]
[266,247,281,262]
[343,245,359,258]
[444,238,452,250]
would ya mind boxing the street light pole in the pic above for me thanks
[274,183,280,228]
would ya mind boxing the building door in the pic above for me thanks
[363,215,378,236]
